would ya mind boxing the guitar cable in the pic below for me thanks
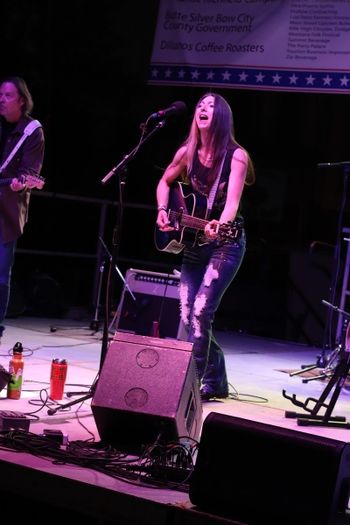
[154,271,172,337]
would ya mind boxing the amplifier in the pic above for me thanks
[114,268,184,339]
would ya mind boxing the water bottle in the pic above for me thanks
[50,358,68,400]
[7,342,24,400]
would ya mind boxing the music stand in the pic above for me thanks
[47,115,169,416]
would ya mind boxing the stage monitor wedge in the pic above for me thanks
[189,412,350,525]
[91,332,202,454]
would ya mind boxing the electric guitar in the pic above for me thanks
[155,181,243,254]
[0,174,45,189]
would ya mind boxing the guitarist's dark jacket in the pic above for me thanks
[0,115,44,243]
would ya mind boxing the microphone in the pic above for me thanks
[150,101,187,120]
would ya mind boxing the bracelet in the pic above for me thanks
[157,205,167,211]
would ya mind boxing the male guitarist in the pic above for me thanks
[0,76,45,343]
[156,93,254,401]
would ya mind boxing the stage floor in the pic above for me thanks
[1,317,350,524]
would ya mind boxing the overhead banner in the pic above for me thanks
[148,0,350,94]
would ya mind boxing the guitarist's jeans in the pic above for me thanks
[0,234,16,339]
[180,234,246,394]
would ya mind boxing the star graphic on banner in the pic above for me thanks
[164,68,173,78]
[178,69,186,79]
[272,73,282,84]
[305,74,315,85]
[239,71,248,82]
[207,71,215,80]
[322,75,332,86]
[289,73,298,85]
[340,75,349,87]
[222,70,231,81]
[255,72,265,83]
[151,69,159,78]
[191,70,200,80]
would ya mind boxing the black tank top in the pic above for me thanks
[189,146,243,222]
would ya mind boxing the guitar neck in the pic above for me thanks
[0,177,13,187]
[170,210,208,232]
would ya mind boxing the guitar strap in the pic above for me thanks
[0,119,42,174]
[205,151,227,219]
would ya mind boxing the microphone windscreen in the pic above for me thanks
[172,101,187,115]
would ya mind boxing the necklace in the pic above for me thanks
[199,149,213,163]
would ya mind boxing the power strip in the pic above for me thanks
[0,410,30,432]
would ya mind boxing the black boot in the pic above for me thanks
[200,335,229,400]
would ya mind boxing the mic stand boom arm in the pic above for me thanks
[101,119,167,185]
[317,161,350,169]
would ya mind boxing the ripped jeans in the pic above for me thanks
[179,234,246,393]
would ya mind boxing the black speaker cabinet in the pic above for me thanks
[114,268,184,339]
[189,413,350,525]
[91,332,202,453]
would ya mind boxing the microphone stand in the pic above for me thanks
[316,161,350,366]
[47,118,168,416]
[89,236,136,332]
[291,161,350,376]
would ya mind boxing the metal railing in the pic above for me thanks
[15,190,162,311]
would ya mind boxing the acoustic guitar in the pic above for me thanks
[155,181,243,254]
